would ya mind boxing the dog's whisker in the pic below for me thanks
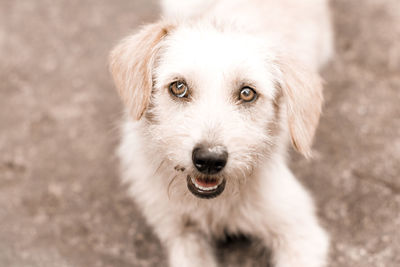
[167,174,178,200]
[153,158,167,176]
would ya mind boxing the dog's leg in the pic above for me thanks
[167,232,217,267]
[248,165,329,267]
[269,221,328,267]
[153,220,218,267]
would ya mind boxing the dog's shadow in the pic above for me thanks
[216,234,272,267]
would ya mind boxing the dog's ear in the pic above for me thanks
[109,22,173,120]
[276,58,323,158]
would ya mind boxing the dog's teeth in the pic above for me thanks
[191,177,219,191]
[197,184,218,191]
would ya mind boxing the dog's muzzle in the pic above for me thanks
[187,145,228,199]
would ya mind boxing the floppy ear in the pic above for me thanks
[276,58,323,158]
[109,22,173,120]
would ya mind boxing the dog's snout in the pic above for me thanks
[192,146,228,175]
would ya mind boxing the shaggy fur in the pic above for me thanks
[109,0,333,266]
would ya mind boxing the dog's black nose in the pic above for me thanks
[192,146,228,174]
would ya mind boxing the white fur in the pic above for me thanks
[111,0,333,266]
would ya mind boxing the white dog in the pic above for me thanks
[109,0,333,266]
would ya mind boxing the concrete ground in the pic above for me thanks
[1,0,399,266]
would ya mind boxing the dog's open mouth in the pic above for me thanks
[186,175,226,199]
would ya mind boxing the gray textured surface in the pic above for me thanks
[1,0,399,266]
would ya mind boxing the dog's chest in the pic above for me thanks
[183,198,245,238]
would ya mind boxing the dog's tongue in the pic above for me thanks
[195,177,219,188]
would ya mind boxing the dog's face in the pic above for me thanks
[110,21,322,199]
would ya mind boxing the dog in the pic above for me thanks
[109,0,333,266]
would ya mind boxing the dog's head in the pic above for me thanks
[110,21,322,199]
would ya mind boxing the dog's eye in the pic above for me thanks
[169,81,189,98]
[239,87,257,102]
